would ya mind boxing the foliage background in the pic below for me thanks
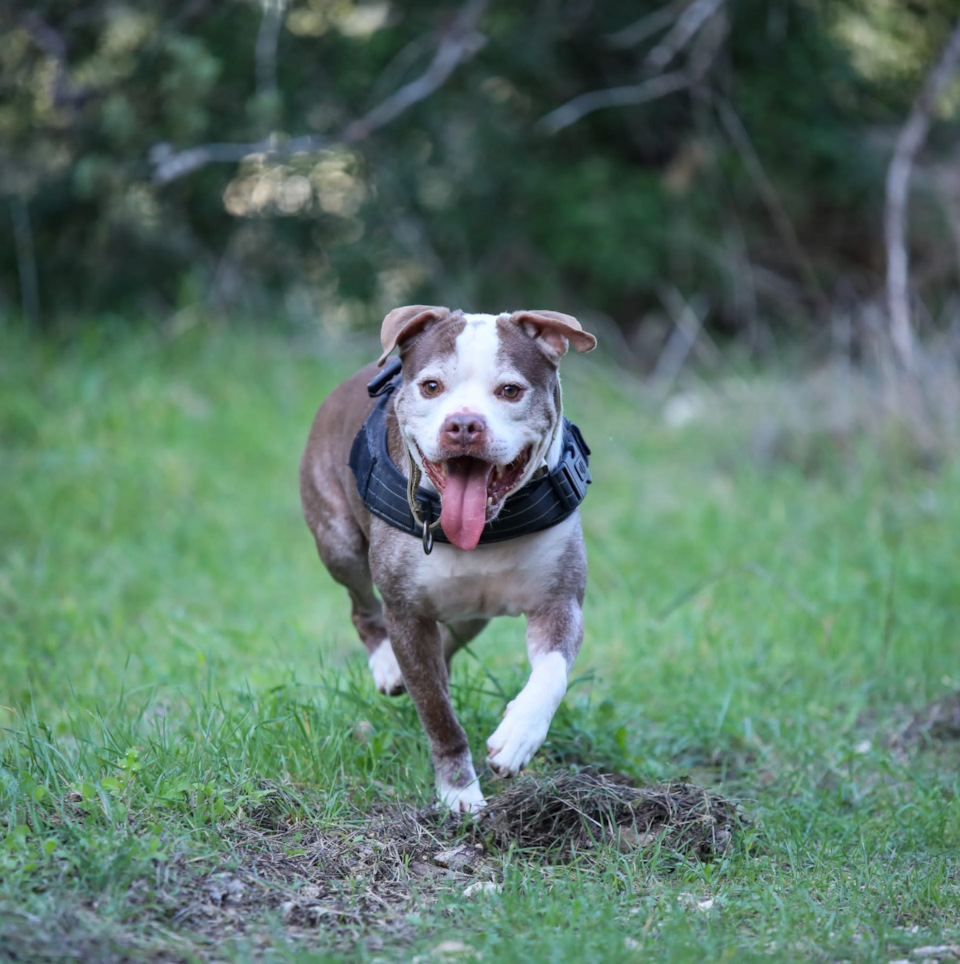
[4,5,960,960]
[2,0,959,350]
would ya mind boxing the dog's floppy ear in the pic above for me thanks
[377,305,451,367]
[508,310,597,360]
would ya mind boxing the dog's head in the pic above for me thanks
[378,306,597,551]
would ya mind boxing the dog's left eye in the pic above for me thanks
[499,384,523,400]
[421,379,443,397]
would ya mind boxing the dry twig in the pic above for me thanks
[884,16,960,372]
[254,0,289,104]
[539,0,725,134]
[651,286,708,394]
[716,99,830,318]
[606,0,688,50]
[645,0,725,72]
[150,0,489,184]
[539,71,693,135]
[11,199,40,328]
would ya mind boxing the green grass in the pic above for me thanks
[1,321,959,962]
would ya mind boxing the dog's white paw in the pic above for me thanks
[438,777,487,814]
[368,640,405,696]
[485,704,551,777]
[486,651,568,777]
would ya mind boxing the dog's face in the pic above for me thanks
[381,307,596,551]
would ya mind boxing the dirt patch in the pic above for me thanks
[0,905,188,964]
[898,691,960,746]
[162,773,745,947]
[854,690,960,776]
[1,772,746,962]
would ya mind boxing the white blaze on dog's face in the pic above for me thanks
[381,307,596,552]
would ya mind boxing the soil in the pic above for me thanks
[0,771,747,963]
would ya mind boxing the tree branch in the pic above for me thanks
[605,0,688,50]
[539,0,725,134]
[645,0,724,72]
[884,15,960,372]
[150,0,489,185]
[254,0,288,103]
[716,99,830,317]
[11,198,40,329]
[538,71,693,135]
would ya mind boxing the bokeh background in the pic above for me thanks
[3,0,959,355]
[4,7,960,959]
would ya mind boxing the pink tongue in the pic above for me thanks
[440,458,492,551]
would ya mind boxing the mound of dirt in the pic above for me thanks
[900,690,960,744]
[477,771,744,859]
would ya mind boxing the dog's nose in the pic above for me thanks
[441,412,487,448]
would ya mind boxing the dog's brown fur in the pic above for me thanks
[300,307,596,810]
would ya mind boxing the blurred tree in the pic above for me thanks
[0,0,958,351]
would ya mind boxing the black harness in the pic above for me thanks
[348,359,591,553]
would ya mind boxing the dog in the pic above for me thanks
[300,306,596,812]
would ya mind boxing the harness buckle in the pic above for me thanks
[551,424,592,510]
[555,456,590,510]
[567,420,591,458]
[366,358,403,398]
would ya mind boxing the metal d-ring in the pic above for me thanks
[413,494,439,555]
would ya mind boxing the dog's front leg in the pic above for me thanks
[486,598,584,777]
[384,609,486,813]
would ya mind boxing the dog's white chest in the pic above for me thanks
[412,515,578,621]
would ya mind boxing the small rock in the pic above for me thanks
[912,947,960,960]
[615,826,658,852]
[463,881,502,898]
[435,940,474,956]
[676,892,715,912]
[664,392,705,428]
[204,873,245,904]
[433,845,475,871]
[412,940,477,963]
[354,720,374,742]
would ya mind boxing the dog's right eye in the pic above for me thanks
[420,379,443,397]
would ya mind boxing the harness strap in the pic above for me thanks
[348,360,591,549]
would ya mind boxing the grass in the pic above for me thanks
[1,320,959,963]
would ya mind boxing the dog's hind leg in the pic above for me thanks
[311,518,405,696]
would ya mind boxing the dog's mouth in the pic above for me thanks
[418,446,532,551]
